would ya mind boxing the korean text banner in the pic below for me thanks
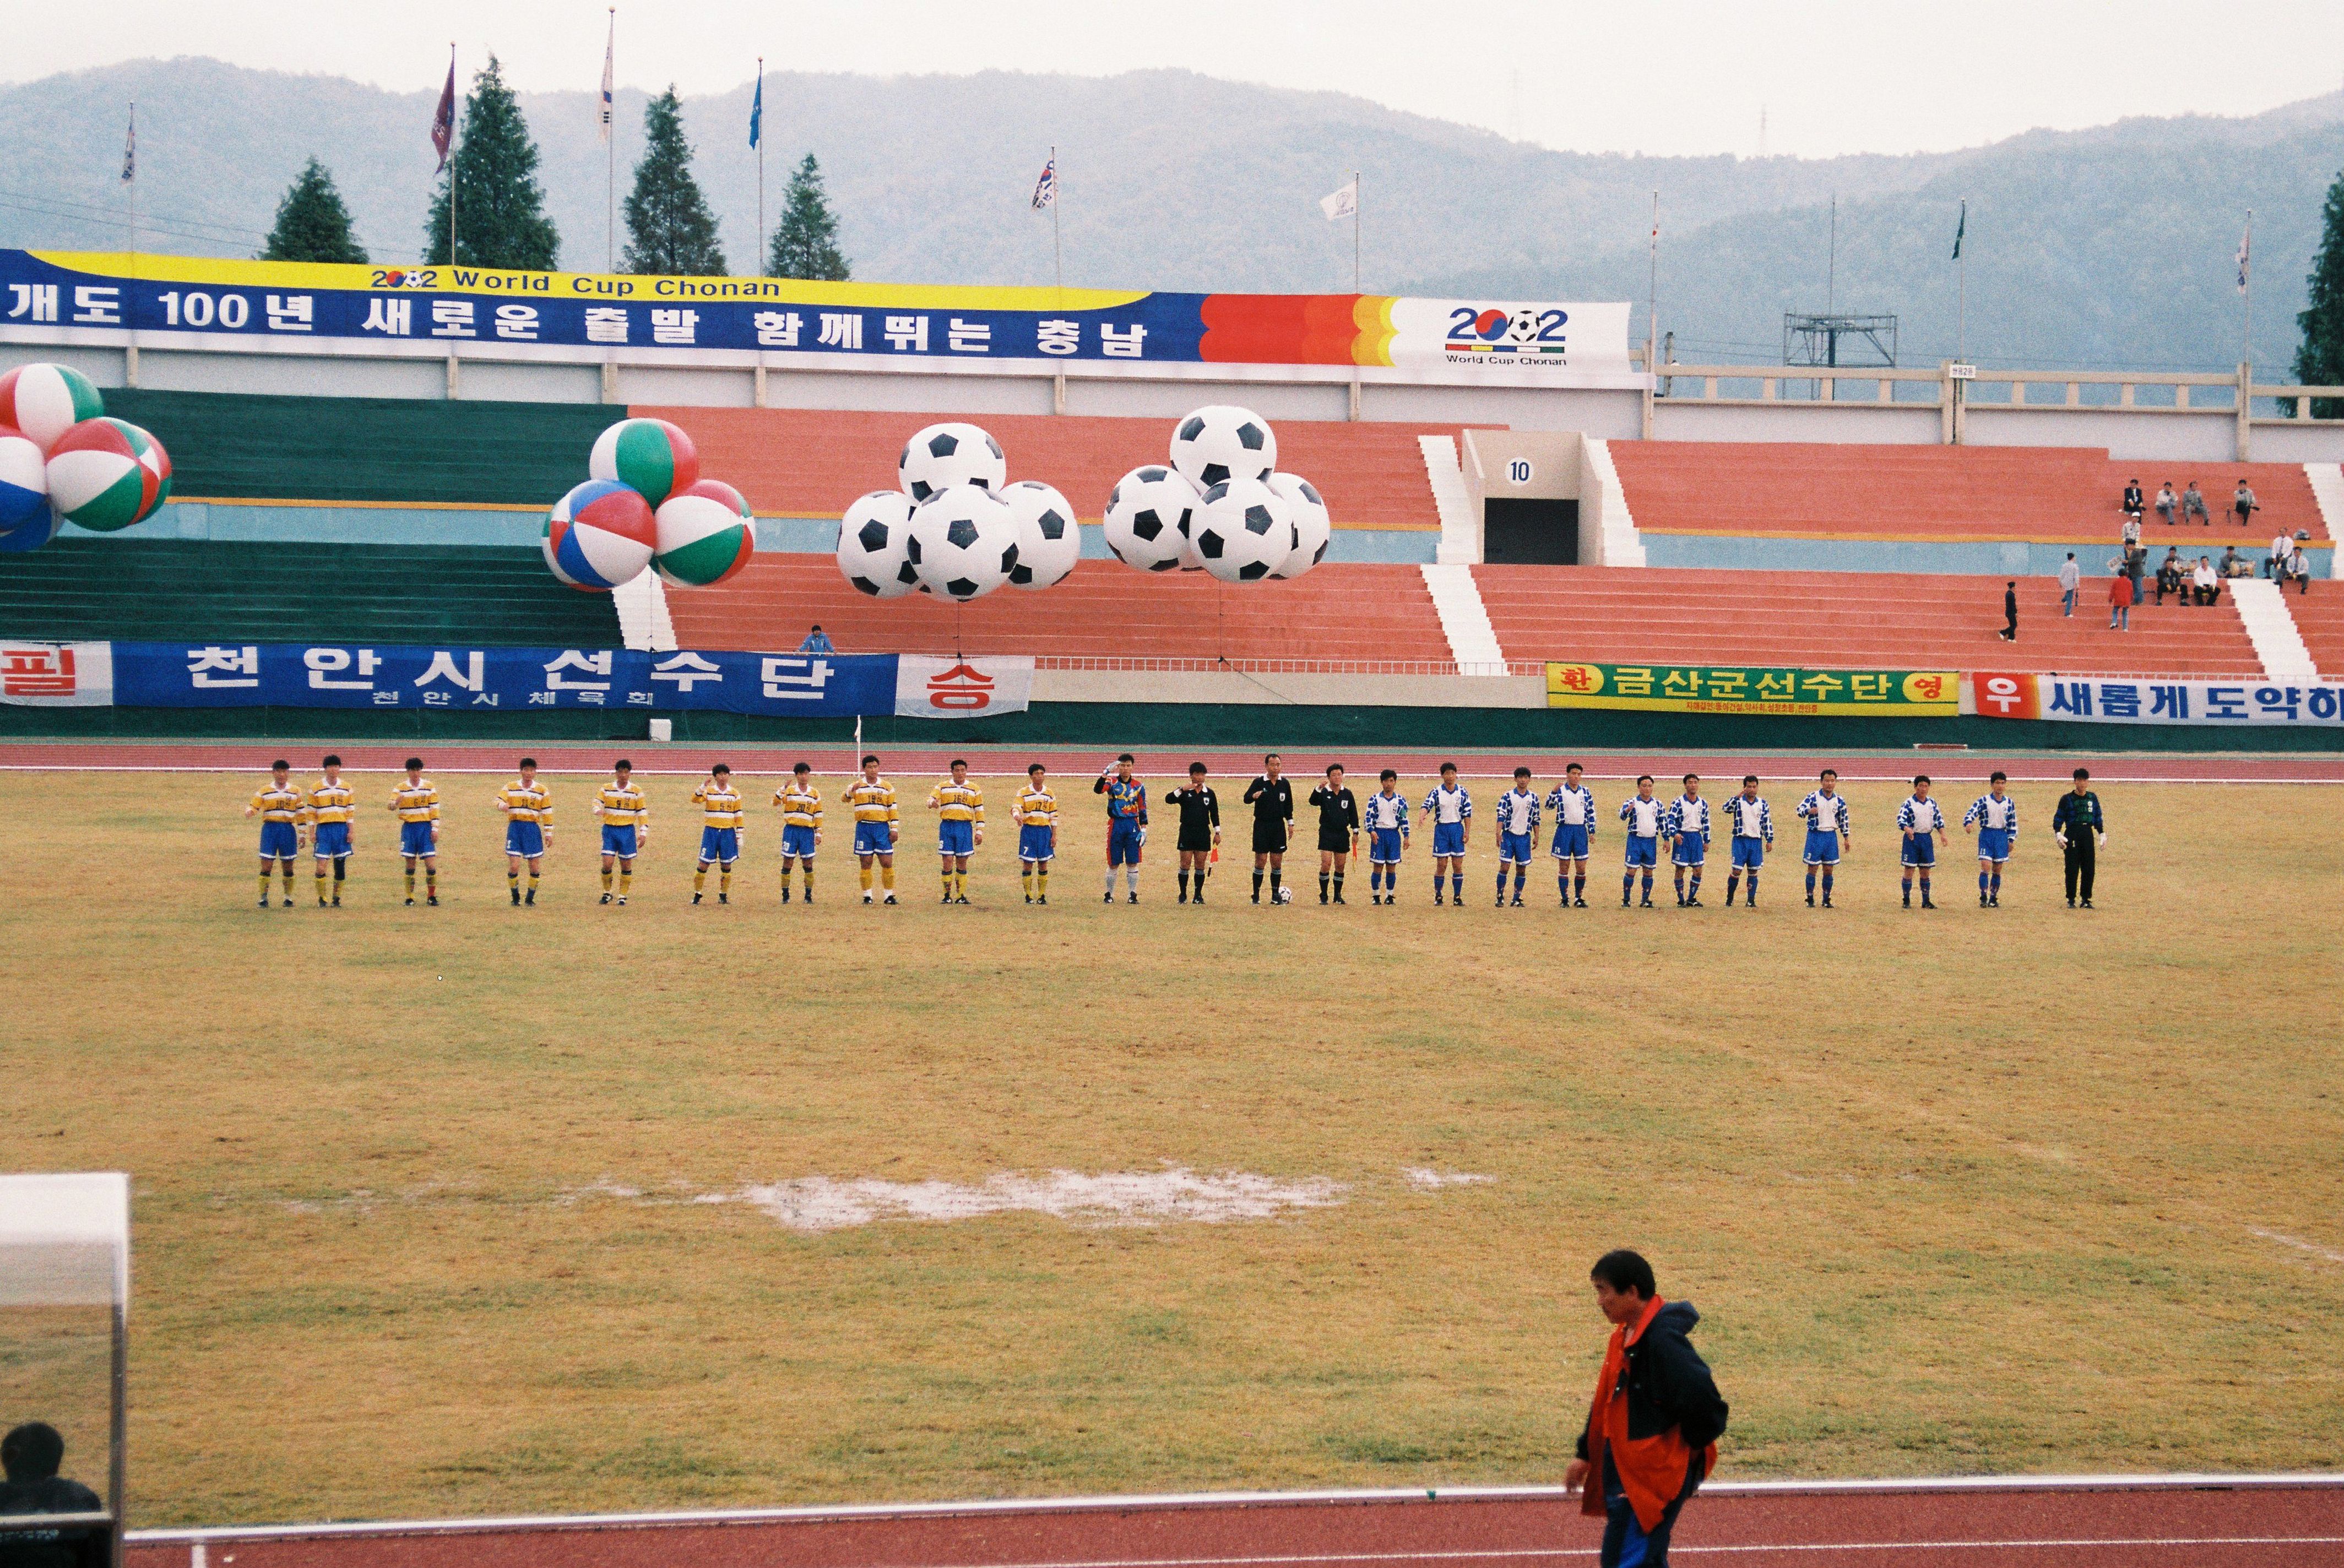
[1973,672,2343,726]
[0,641,1034,719]
[1546,661,1958,715]
[0,251,1632,379]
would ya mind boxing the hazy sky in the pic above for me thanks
[13,1,2343,158]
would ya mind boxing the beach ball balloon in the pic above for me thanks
[654,482,755,588]
[1266,473,1331,579]
[543,479,656,590]
[0,508,61,555]
[0,363,105,452]
[898,422,1006,502]
[45,417,167,533]
[0,428,47,537]
[837,489,920,598]
[589,417,699,507]
[1000,480,1079,590]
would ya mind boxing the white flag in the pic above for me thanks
[599,13,615,142]
[1321,178,1357,222]
[2236,213,2251,294]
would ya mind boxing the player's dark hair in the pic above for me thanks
[1264,752,1279,766]
[1190,762,1207,775]
[1914,774,1931,785]
[1990,770,2007,783]
[1566,762,1583,773]
[519,757,538,770]
[1637,773,1654,786]
[1440,761,1458,774]
[1513,767,1531,779]
[1326,763,1343,775]
[712,764,731,775]
[614,759,633,772]
[861,754,881,768]
[949,758,967,769]
[404,757,424,771]
[271,759,290,771]
[1683,773,1699,784]
[1742,774,1758,785]
[1820,768,1838,779]
[1029,762,1046,775]
[1380,768,1397,781]
[1118,752,1136,763]
[322,754,342,768]
[2074,767,2091,780]
[1,1420,64,1483]
[794,762,811,774]
[1588,1250,1656,1301]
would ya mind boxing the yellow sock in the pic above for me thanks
[695,867,708,893]
[281,866,295,893]
[527,872,539,896]
[1021,868,1032,898]
[955,870,967,899]
[802,867,812,896]
[316,869,328,902]
[942,869,955,897]
[603,867,614,891]
[881,865,895,892]
[860,865,874,892]
[1037,868,1048,897]
[508,871,520,893]
[259,870,272,901]
[720,869,731,895]
[618,871,632,896]
[404,869,415,896]
[424,868,436,896]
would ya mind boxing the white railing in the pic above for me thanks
[1035,655,1543,677]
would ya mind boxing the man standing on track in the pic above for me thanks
[2052,767,2106,909]
[1243,753,1295,905]
[1564,1250,1729,1568]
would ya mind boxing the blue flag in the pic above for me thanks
[750,70,763,149]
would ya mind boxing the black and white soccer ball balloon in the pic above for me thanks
[1265,473,1331,579]
[1191,476,1296,584]
[898,421,1007,502]
[1000,480,1079,589]
[837,490,920,598]
[1168,405,1276,490]
[1102,464,1199,573]
[907,483,1018,601]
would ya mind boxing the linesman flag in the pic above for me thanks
[1321,178,1357,221]
[1030,156,1056,210]
[2237,214,2252,294]
[431,55,456,171]
[1951,199,1965,261]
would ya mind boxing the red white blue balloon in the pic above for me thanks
[0,427,47,540]
[544,479,656,590]
[0,363,105,452]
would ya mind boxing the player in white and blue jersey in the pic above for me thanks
[1422,762,1472,907]
[1662,774,1711,907]
[1492,767,1541,907]
[1962,771,2019,908]
[1545,762,1596,907]
[1795,769,1852,908]
[1363,769,1409,904]
[1619,775,1664,908]
[1897,774,1950,910]
[1721,774,1773,908]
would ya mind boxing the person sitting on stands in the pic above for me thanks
[2269,528,2294,578]
[2154,548,2185,605]
[2286,541,2311,595]
[0,1421,107,1568]
[797,624,837,654]
[2155,481,2178,526]
[2219,545,2247,579]
[2191,556,2220,606]
[2121,479,2145,529]
[2233,481,2258,529]
[2182,481,2211,525]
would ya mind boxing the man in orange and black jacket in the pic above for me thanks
[1564,1250,1729,1568]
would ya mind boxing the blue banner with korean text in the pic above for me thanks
[1973,672,2344,726]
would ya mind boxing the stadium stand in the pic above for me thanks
[2287,587,2344,678]
[642,407,1478,529]
[665,557,1456,663]
[0,539,621,645]
[1472,565,2266,676]
[1608,442,2332,545]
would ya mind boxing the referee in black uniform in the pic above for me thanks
[1242,752,1295,904]
[1164,762,1221,904]
[2050,767,2106,908]
[1308,764,1361,904]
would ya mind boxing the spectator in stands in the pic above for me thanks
[2182,480,2210,525]
[2153,549,2185,605]
[2286,541,2310,594]
[2233,481,2258,528]
[2269,528,2294,578]
[2107,571,2131,630]
[2058,553,2080,617]
[2120,479,2144,530]
[2191,556,2220,606]
[1999,581,2017,641]
[2220,545,2247,579]
[2155,481,2178,527]
[798,625,837,654]
[0,1421,106,1568]
[2119,511,2141,551]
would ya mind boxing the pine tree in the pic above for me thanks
[622,86,726,276]
[422,54,560,271]
[261,159,368,264]
[768,154,850,281]
[2295,167,2344,419]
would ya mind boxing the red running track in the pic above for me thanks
[2,743,2340,784]
[125,1478,2344,1568]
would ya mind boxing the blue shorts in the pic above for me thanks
[700,826,740,865]
[1018,823,1055,863]
[1902,833,1936,868]
[399,821,437,859]
[1431,821,1466,858]
[601,824,639,859]
[1803,829,1841,866]
[1551,823,1590,860]
[1976,827,2012,863]
[1672,836,1706,867]
[313,822,352,860]
[1497,829,1532,865]
[781,823,817,859]
[1624,834,1657,869]
[853,821,894,857]
[1108,816,1144,866]
[259,821,299,859]
[505,821,545,859]
[938,818,975,857]
[1369,826,1404,864]
[1731,837,1765,869]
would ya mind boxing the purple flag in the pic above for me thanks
[431,57,456,171]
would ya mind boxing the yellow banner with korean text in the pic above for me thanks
[1545,662,1959,716]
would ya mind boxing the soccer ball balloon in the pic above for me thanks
[1191,477,1296,584]
[1266,473,1331,579]
[838,489,920,598]
[45,417,169,533]
[907,484,1018,601]
[544,479,657,590]
[1169,405,1276,490]
[1102,465,1198,573]
[898,422,1006,502]
[590,417,700,507]
[0,363,105,452]
[0,428,48,539]
[654,480,756,588]
[1000,480,1079,589]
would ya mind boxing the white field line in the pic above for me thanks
[2250,1228,2344,1263]
[702,1170,1347,1233]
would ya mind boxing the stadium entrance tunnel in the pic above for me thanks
[1483,498,1580,566]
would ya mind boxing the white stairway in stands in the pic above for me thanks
[2304,463,2344,577]
[1420,563,1507,674]
[613,570,677,651]
[1419,435,1481,565]
[2229,579,2318,679]
[1582,438,1648,567]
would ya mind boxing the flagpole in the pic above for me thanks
[124,101,138,387]
[1352,169,1361,294]
[1957,198,1967,363]
[755,59,765,275]
[1646,190,1659,376]
[2240,208,2254,378]
[1051,144,1063,296]
[447,44,458,267]
[605,8,617,273]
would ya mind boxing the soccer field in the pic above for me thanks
[3,768,2341,1527]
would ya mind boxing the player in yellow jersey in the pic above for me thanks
[389,756,442,906]
[1014,762,1057,904]
[592,758,649,906]
[493,757,552,906]
[691,763,746,905]
[243,758,306,908]
[307,753,356,907]
[845,753,900,905]
[773,761,823,903]
[928,759,985,904]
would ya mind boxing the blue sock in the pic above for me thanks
[1624,871,1635,900]
[1688,871,1701,900]
[1452,874,1462,900]
[1821,869,1833,898]
[1513,868,1526,897]
[1560,875,1571,902]
[1747,871,1758,900]
[1806,868,1817,897]
[1979,871,1991,896]
[1642,872,1654,899]
[1990,872,2001,898]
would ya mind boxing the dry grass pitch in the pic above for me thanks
[2,768,2340,1526]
